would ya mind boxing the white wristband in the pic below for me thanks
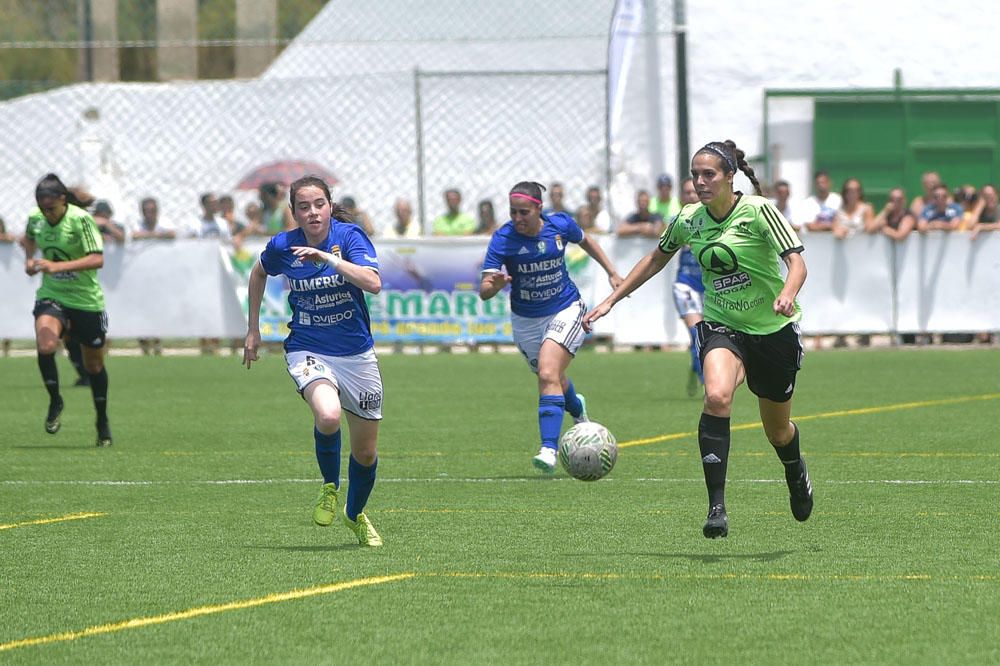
[326,253,341,269]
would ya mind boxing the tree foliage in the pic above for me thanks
[0,0,328,96]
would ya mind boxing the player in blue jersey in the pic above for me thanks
[243,176,384,547]
[480,181,623,473]
[673,178,706,397]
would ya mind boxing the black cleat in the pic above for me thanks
[703,504,729,539]
[787,458,813,522]
[96,420,113,448]
[45,398,64,434]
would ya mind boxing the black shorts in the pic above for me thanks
[33,300,109,348]
[696,320,803,402]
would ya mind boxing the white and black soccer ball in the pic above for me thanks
[558,421,618,481]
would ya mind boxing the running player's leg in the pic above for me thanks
[341,412,382,546]
[335,351,383,545]
[752,324,810,521]
[34,308,65,434]
[64,336,89,386]
[682,311,704,390]
[759,397,811,521]
[303,379,343,526]
[535,339,573,473]
[72,309,111,446]
[699,326,746,538]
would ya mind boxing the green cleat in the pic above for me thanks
[342,506,383,547]
[573,393,589,424]
[312,483,339,526]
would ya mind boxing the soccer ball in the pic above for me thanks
[558,422,617,481]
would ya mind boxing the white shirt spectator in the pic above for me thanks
[185,216,232,242]
[799,192,843,232]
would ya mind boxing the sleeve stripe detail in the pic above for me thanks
[761,204,794,250]
[82,221,101,252]
[780,246,804,258]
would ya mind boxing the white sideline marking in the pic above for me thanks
[1,477,997,486]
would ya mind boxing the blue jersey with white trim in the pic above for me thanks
[482,212,584,318]
[260,221,379,357]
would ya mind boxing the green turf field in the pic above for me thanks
[1,348,998,664]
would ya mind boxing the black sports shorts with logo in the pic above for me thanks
[33,299,109,348]
[695,320,803,403]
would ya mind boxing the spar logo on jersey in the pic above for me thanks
[698,242,752,293]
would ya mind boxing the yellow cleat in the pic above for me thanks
[342,506,383,547]
[312,483,339,526]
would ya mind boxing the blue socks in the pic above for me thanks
[346,455,378,521]
[538,395,565,451]
[689,325,704,383]
[562,379,583,419]
[314,428,342,486]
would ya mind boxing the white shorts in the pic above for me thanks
[286,348,383,420]
[672,282,704,318]
[511,300,587,373]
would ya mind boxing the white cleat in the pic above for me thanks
[532,446,558,474]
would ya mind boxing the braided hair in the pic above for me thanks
[695,140,763,196]
[35,173,94,208]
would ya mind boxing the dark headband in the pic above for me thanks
[700,144,737,173]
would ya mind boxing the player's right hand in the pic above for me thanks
[24,259,39,276]
[582,302,611,333]
[243,330,261,369]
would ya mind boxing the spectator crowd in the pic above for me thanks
[2,169,996,353]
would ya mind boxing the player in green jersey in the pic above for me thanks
[584,140,812,539]
[23,174,113,447]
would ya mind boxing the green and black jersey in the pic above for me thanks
[659,193,802,335]
[25,203,105,311]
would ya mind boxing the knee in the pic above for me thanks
[537,366,561,389]
[37,340,59,355]
[314,410,341,435]
[83,357,104,374]
[353,449,377,466]
[702,388,733,415]
[765,422,794,447]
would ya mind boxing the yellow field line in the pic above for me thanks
[0,512,106,531]
[430,571,995,583]
[618,392,1000,449]
[0,573,414,653]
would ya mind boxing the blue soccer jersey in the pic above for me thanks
[482,211,584,318]
[675,246,704,293]
[260,222,379,357]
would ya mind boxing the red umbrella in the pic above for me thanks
[236,160,338,190]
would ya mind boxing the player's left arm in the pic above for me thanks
[578,233,623,289]
[758,202,806,316]
[774,250,806,317]
[291,232,381,294]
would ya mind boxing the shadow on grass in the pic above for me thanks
[636,550,796,564]
[253,544,362,553]
[12,445,102,450]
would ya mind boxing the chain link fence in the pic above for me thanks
[0,0,621,236]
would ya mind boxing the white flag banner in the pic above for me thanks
[607,0,645,144]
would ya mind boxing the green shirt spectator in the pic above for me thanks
[432,188,476,236]
[651,173,681,220]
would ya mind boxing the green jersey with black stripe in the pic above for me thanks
[658,193,802,335]
[25,203,105,311]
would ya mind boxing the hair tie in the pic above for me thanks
[511,193,542,205]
